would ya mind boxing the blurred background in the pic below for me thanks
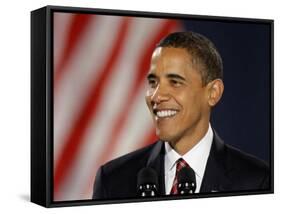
[53,12,271,201]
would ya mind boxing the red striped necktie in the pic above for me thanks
[170,158,190,195]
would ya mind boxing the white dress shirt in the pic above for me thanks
[164,124,213,194]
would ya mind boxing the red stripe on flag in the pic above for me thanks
[84,20,179,195]
[54,18,132,197]
[54,14,93,90]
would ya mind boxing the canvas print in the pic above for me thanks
[31,6,273,206]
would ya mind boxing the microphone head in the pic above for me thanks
[137,167,158,197]
[177,167,196,194]
[178,167,196,183]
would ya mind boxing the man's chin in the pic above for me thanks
[156,130,175,143]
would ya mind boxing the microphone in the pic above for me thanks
[177,167,196,195]
[137,167,159,197]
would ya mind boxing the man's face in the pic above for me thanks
[145,47,210,144]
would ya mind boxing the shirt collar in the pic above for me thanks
[164,124,213,179]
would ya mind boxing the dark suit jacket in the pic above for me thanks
[92,131,270,199]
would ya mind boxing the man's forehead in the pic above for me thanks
[151,47,193,63]
[151,47,163,60]
[150,47,195,71]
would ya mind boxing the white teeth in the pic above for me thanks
[156,110,177,118]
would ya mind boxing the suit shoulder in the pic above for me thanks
[93,142,161,199]
[224,144,269,174]
[101,142,157,174]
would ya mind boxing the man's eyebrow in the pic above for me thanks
[166,73,186,81]
[147,73,157,79]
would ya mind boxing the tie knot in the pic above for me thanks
[176,158,189,172]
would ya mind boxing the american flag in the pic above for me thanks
[53,12,182,201]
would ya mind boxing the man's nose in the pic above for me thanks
[151,84,170,104]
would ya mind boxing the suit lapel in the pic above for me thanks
[200,131,233,193]
[146,141,166,195]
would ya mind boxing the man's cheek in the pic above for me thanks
[145,96,152,110]
[146,88,155,97]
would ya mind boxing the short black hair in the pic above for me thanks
[157,31,223,85]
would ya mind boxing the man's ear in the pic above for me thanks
[206,79,224,107]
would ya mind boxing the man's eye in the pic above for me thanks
[148,79,157,88]
[170,79,182,86]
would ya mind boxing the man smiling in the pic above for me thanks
[145,45,223,156]
[92,32,269,199]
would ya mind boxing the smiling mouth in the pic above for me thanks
[153,109,179,119]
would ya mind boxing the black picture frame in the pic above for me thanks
[31,5,274,207]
